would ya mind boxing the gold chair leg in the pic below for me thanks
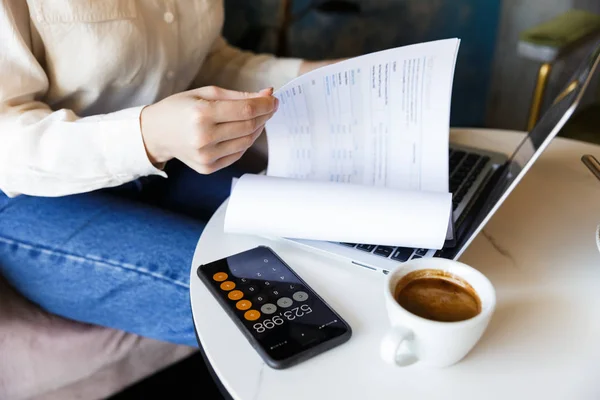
[527,63,552,131]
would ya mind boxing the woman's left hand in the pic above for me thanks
[298,59,347,75]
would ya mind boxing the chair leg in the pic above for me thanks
[527,62,552,131]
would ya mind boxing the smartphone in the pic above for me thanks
[196,246,352,369]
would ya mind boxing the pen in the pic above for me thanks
[581,154,600,182]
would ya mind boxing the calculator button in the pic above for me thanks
[254,294,268,305]
[220,281,235,291]
[261,303,277,315]
[262,281,272,287]
[292,291,309,302]
[213,272,228,282]
[228,290,244,301]
[269,288,281,297]
[286,284,297,291]
[245,285,259,295]
[239,277,249,284]
[292,328,320,346]
[277,297,293,308]
[244,310,261,321]
[236,300,252,310]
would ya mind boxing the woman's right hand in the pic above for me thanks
[140,85,278,174]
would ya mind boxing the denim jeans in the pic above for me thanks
[0,160,244,347]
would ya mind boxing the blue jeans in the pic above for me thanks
[0,160,243,347]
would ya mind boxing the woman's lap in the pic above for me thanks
[0,161,244,347]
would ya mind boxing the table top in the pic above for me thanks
[190,128,600,400]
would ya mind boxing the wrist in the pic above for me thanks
[140,104,171,166]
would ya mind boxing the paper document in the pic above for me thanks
[224,39,460,250]
[266,38,460,193]
[224,174,452,249]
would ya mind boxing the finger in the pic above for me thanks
[207,150,246,173]
[195,125,263,165]
[213,125,264,160]
[193,86,273,101]
[188,150,245,175]
[211,96,278,123]
[214,111,273,142]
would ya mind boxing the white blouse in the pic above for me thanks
[0,0,301,197]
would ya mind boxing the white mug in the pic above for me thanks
[381,257,496,368]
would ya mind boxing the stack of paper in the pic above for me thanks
[224,38,461,250]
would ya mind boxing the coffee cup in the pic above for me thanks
[381,257,495,368]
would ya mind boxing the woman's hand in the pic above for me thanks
[140,86,278,174]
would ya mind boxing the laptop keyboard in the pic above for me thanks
[337,149,490,261]
[449,150,490,211]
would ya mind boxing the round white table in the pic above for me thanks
[190,128,600,400]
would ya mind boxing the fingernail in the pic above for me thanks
[274,97,279,110]
[260,87,274,94]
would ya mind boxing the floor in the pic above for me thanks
[108,352,226,399]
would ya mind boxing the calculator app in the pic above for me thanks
[199,246,349,361]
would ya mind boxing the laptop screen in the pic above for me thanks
[449,42,600,260]
[510,45,600,173]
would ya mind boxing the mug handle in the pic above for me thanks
[380,325,416,366]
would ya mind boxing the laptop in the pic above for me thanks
[283,42,600,275]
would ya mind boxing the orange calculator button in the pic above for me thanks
[244,310,261,321]
[228,290,244,301]
[236,300,252,310]
[220,281,236,291]
[213,272,228,282]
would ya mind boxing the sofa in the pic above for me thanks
[0,274,197,400]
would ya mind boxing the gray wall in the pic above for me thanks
[486,0,600,131]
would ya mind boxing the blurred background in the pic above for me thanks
[221,0,600,135]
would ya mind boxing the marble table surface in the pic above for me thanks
[190,128,600,400]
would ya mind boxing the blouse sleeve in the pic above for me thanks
[0,0,166,197]
[193,36,302,93]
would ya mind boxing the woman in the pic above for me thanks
[0,0,336,347]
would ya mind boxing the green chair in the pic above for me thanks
[518,9,600,143]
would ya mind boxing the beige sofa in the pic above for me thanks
[0,274,197,400]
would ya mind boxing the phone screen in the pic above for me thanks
[197,246,351,367]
